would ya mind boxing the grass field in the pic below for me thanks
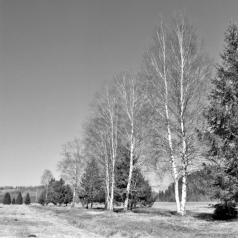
[30,202,238,238]
[0,204,101,237]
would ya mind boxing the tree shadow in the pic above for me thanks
[132,207,173,217]
[94,207,105,211]
[189,211,214,221]
[132,207,216,221]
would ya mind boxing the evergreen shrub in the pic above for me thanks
[25,193,31,205]
[3,192,11,205]
[16,192,23,204]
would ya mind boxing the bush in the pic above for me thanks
[213,202,238,220]
[3,193,11,205]
[25,193,31,205]
[16,192,23,205]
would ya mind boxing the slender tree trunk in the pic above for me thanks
[165,102,181,213]
[35,190,38,205]
[109,160,115,211]
[124,130,134,212]
[180,168,187,215]
[71,186,76,208]
[162,28,181,214]
[178,20,188,215]
[45,184,48,205]
[179,128,187,215]
[108,108,117,212]
[105,162,110,210]
[172,161,181,213]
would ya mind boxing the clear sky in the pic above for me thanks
[1,0,238,187]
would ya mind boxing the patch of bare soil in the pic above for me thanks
[0,204,102,238]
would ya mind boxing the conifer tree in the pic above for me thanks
[79,158,104,208]
[12,197,16,204]
[63,185,73,206]
[114,147,156,209]
[204,23,238,211]
[25,193,31,205]
[3,192,11,205]
[38,190,46,205]
[16,192,23,204]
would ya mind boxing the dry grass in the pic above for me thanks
[0,204,101,237]
[31,202,238,238]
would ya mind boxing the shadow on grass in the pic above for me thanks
[130,207,174,217]
[131,207,216,221]
[189,211,213,221]
[93,207,105,211]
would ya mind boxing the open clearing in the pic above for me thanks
[0,204,102,238]
[1,202,238,237]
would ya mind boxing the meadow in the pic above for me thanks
[30,202,238,238]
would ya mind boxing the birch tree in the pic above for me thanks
[143,13,211,215]
[40,169,54,205]
[84,116,111,210]
[86,83,119,211]
[57,138,84,207]
[114,72,147,211]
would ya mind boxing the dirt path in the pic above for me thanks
[0,205,102,238]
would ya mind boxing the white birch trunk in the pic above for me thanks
[45,184,48,205]
[109,160,115,211]
[124,131,134,211]
[71,186,76,208]
[178,17,187,215]
[165,79,181,213]
[171,155,181,213]
[105,160,110,210]
[180,168,187,215]
[109,107,117,212]
[162,26,181,213]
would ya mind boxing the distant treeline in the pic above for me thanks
[0,185,44,190]
[158,170,214,202]
[0,186,44,204]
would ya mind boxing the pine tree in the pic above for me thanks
[38,178,73,206]
[3,192,11,205]
[12,197,16,204]
[63,185,73,206]
[25,193,31,205]
[204,23,238,218]
[48,178,66,206]
[38,190,46,205]
[16,192,23,205]
[79,158,104,208]
[114,147,156,209]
